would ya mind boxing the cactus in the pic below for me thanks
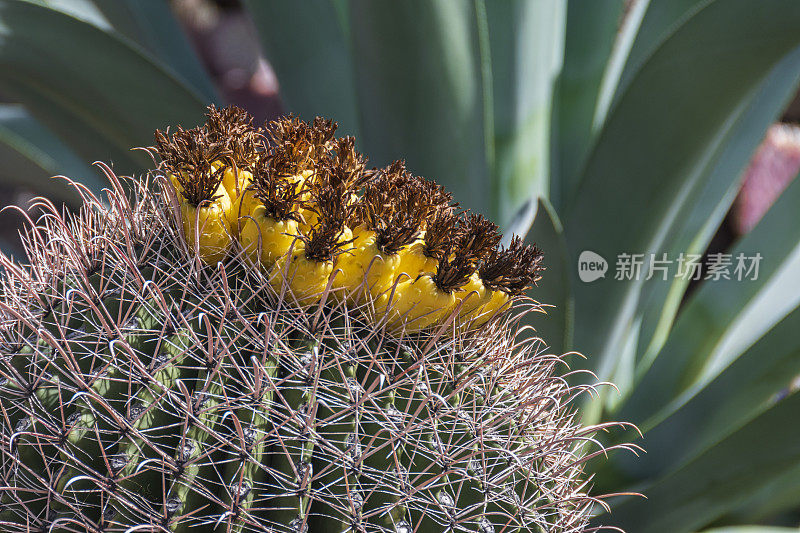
[0,106,629,532]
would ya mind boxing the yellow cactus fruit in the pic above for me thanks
[331,226,400,300]
[299,137,369,232]
[204,105,260,200]
[221,165,253,203]
[394,236,437,281]
[204,104,261,166]
[385,222,486,331]
[384,230,492,332]
[472,288,512,326]
[151,105,546,332]
[270,249,333,306]
[263,116,337,234]
[175,187,232,265]
[383,275,456,331]
[167,170,233,265]
[155,124,236,265]
[468,235,545,327]
[234,144,310,268]
[440,213,500,321]
[205,106,262,235]
[457,272,490,317]
[215,166,252,239]
[295,168,318,229]
[239,208,302,268]
[395,206,458,282]
[272,180,354,306]
[340,161,442,304]
[232,170,302,248]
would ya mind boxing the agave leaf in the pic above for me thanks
[605,391,800,533]
[562,0,800,395]
[85,0,219,101]
[589,0,647,151]
[347,0,490,217]
[250,1,571,223]
[0,0,210,175]
[608,300,800,489]
[703,526,797,533]
[243,0,359,136]
[508,198,571,356]
[249,1,490,216]
[594,44,800,415]
[28,0,216,100]
[600,172,800,521]
[612,0,709,107]
[715,460,800,526]
[592,0,727,144]
[598,37,800,401]
[0,104,100,199]
[552,0,623,209]
[27,0,109,26]
[620,172,800,434]
[628,46,800,394]
[484,0,566,225]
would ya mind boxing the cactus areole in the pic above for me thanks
[0,106,622,532]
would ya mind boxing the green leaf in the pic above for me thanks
[601,172,800,525]
[562,0,800,391]
[28,0,110,27]
[593,0,717,136]
[87,0,219,101]
[347,0,490,216]
[620,171,800,433]
[28,0,217,100]
[250,1,491,217]
[598,22,800,399]
[703,526,797,533]
[0,0,211,176]
[615,0,710,103]
[0,104,100,199]
[717,461,800,525]
[485,0,565,225]
[610,300,800,488]
[26,0,219,102]
[590,0,647,139]
[251,1,570,223]
[244,0,359,136]
[631,44,800,381]
[510,198,572,355]
[605,392,800,533]
[552,0,624,209]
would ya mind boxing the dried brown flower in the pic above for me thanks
[248,156,304,222]
[153,125,227,206]
[479,235,545,295]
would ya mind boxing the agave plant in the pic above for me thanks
[2,1,800,532]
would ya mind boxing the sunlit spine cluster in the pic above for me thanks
[155,106,544,331]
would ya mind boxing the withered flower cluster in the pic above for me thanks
[154,105,544,328]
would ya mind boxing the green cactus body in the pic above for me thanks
[0,107,619,533]
[215,318,280,533]
[358,340,406,531]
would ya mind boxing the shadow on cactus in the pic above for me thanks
[0,106,637,532]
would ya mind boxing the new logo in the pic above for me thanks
[578,251,607,283]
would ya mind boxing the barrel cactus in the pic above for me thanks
[0,106,629,532]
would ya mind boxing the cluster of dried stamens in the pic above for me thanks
[153,106,544,331]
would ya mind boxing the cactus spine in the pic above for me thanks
[0,106,628,532]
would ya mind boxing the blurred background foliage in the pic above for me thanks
[2,0,800,531]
